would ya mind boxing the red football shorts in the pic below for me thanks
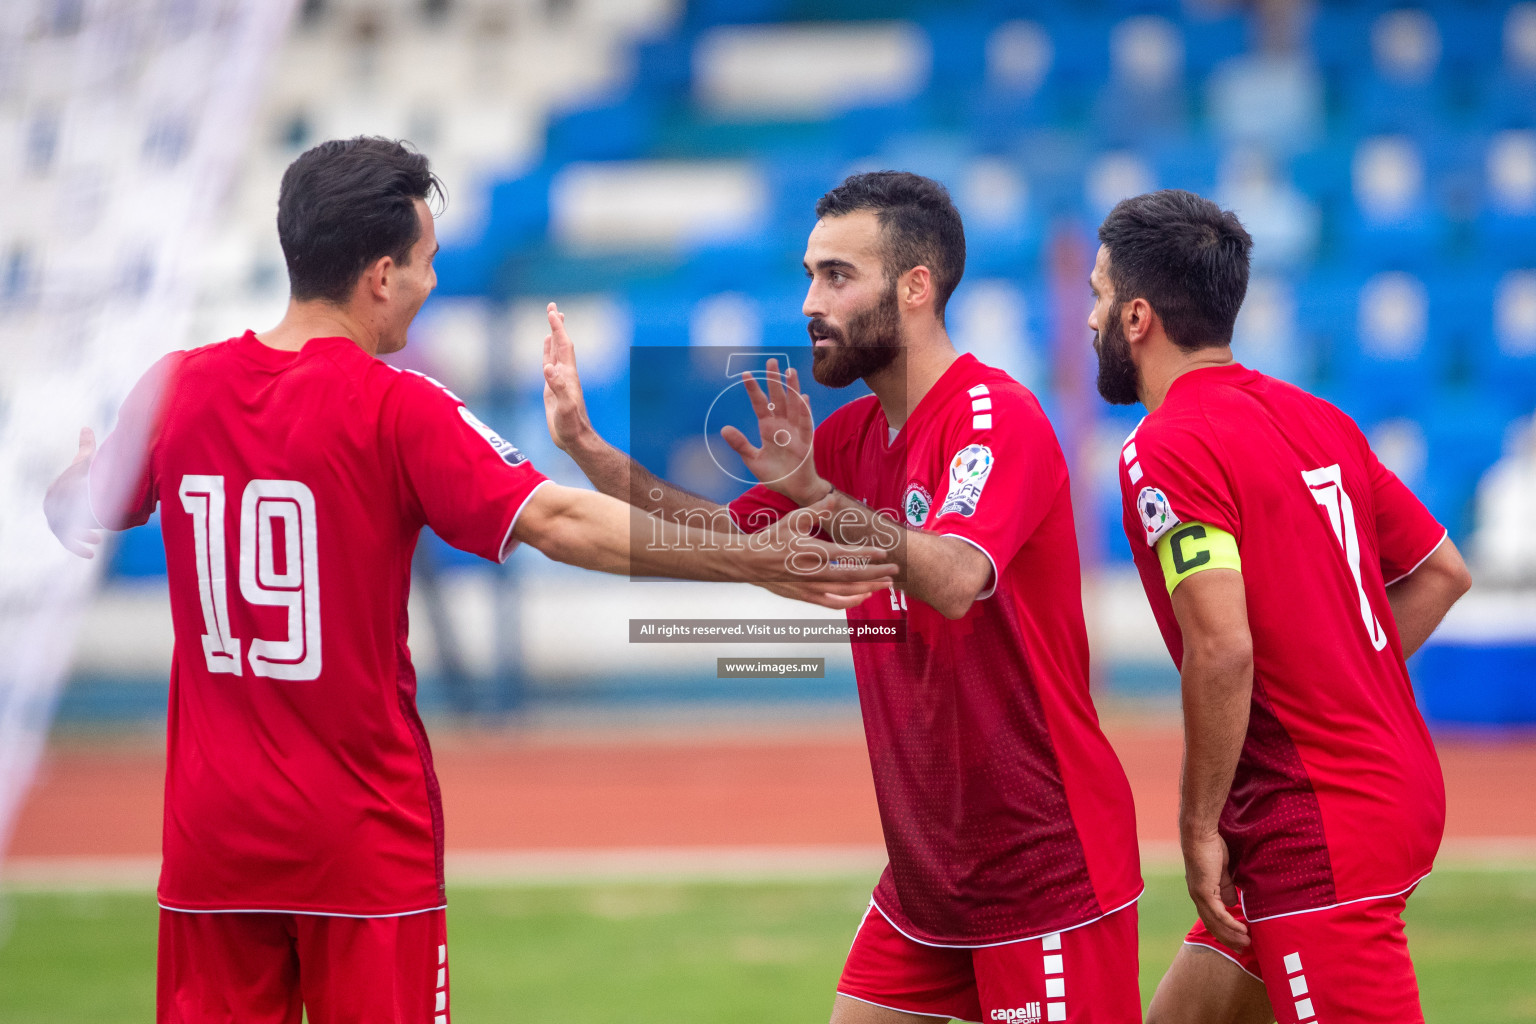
[157,908,450,1024]
[838,901,1141,1023]
[1184,890,1424,1024]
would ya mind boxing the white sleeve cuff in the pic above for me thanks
[942,533,1000,601]
[498,479,553,563]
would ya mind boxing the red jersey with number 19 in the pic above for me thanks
[730,354,1142,946]
[1119,363,1448,920]
[88,332,548,916]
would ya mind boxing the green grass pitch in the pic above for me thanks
[1,869,1532,1022]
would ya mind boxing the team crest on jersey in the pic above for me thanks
[1137,486,1179,545]
[458,406,526,465]
[903,483,932,526]
[937,444,994,518]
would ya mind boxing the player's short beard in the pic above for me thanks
[810,282,902,389]
[1095,300,1141,405]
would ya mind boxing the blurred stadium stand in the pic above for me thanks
[21,0,1536,723]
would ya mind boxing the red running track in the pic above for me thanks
[6,721,1534,859]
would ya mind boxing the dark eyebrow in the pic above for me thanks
[807,258,858,274]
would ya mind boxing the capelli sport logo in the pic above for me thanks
[991,1004,1041,1024]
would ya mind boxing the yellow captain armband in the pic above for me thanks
[1155,522,1241,595]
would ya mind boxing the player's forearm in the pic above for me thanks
[1170,572,1254,844]
[566,432,738,532]
[812,492,989,618]
[519,485,738,581]
[1178,642,1253,843]
[1386,538,1472,658]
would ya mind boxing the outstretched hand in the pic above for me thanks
[542,302,594,454]
[44,427,103,558]
[720,359,828,506]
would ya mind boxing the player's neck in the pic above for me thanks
[1138,344,1235,412]
[865,327,959,431]
[257,299,381,356]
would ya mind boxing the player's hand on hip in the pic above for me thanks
[1183,830,1250,949]
[720,360,829,506]
[44,427,104,558]
[542,302,595,453]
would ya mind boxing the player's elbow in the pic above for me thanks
[1185,631,1253,682]
[1439,556,1473,602]
[933,570,991,620]
[934,593,974,620]
[512,486,584,564]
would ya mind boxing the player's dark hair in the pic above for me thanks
[1097,189,1252,352]
[277,136,444,304]
[815,171,966,324]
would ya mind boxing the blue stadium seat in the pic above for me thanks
[1419,394,1516,540]
[1468,264,1536,408]
[686,0,792,28]
[107,513,167,578]
[544,93,661,163]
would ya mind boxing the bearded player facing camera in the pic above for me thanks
[1088,188,1471,1024]
[545,171,1144,1023]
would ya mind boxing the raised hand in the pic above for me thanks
[44,427,104,558]
[542,302,594,454]
[720,359,829,507]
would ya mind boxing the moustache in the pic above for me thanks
[808,318,844,345]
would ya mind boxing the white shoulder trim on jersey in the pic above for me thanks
[158,902,446,919]
[942,533,1000,602]
[1382,530,1449,588]
[1181,939,1264,984]
[870,885,1144,950]
[499,478,552,563]
[1236,870,1430,924]
[833,991,977,1023]
[401,368,464,404]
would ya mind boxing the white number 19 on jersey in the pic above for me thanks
[1301,464,1389,652]
[178,475,322,680]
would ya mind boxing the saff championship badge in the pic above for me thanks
[937,444,994,518]
[1137,485,1179,545]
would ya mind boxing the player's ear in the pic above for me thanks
[1124,297,1154,344]
[901,265,933,311]
[363,255,392,302]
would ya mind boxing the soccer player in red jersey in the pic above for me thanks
[542,171,1144,1022]
[41,137,893,1024]
[1087,189,1472,1024]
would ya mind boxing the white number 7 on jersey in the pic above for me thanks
[179,475,322,679]
[1301,464,1389,652]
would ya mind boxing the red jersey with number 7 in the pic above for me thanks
[1118,363,1448,921]
[87,332,548,915]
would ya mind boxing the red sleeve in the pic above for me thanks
[1366,444,1446,585]
[928,386,1066,587]
[728,485,799,534]
[388,371,549,562]
[1119,415,1238,549]
[88,353,180,530]
[726,412,849,534]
